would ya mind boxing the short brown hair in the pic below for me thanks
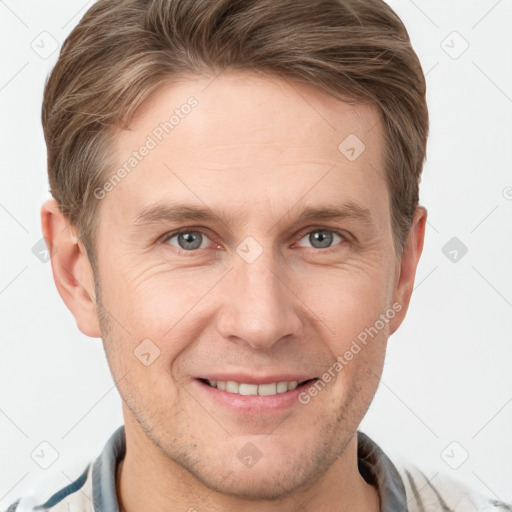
[42,0,428,273]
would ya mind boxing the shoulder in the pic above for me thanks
[391,456,511,512]
[2,462,93,512]
[3,425,125,512]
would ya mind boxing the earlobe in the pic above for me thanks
[41,199,102,338]
[388,206,428,336]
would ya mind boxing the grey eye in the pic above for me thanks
[297,230,343,249]
[167,230,207,250]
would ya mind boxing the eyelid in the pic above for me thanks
[295,225,350,241]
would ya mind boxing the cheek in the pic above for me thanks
[98,265,217,394]
[101,259,205,336]
[100,243,393,359]
[298,265,392,345]
[320,325,387,426]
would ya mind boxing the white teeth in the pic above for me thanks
[205,379,306,395]
[276,382,288,393]
[258,383,277,395]
[225,381,239,393]
[239,383,259,395]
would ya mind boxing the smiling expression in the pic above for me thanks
[89,70,407,499]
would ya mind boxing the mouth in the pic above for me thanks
[193,373,320,413]
[197,377,318,396]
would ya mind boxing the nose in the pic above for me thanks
[216,248,303,350]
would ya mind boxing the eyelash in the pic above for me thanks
[159,227,350,257]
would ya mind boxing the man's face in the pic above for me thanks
[93,72,402,498]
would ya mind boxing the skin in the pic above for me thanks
[41,71,426,512]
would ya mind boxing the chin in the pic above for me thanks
[166,437,335,502]
[193,463,312,501]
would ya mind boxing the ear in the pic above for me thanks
[41,198,102,338]
[388,206,427,336]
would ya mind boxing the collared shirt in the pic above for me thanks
[4,426,510,512]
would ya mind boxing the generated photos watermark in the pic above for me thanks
[298,301,402,404]
[93,96,198,200]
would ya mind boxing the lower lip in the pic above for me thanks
[192,379,316,414]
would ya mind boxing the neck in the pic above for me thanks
[115,425,381,512]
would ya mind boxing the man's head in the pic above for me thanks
[41,0,428,504]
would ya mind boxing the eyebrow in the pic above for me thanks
[132,201,374,230]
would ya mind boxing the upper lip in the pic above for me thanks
[197,374,317,385]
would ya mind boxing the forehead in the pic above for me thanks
[124,71,381,162]
[104,71,388,228]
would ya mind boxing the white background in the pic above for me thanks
[1,0,511,508]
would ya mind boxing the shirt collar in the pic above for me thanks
[92,425,408,512]
[357,430,409,512]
